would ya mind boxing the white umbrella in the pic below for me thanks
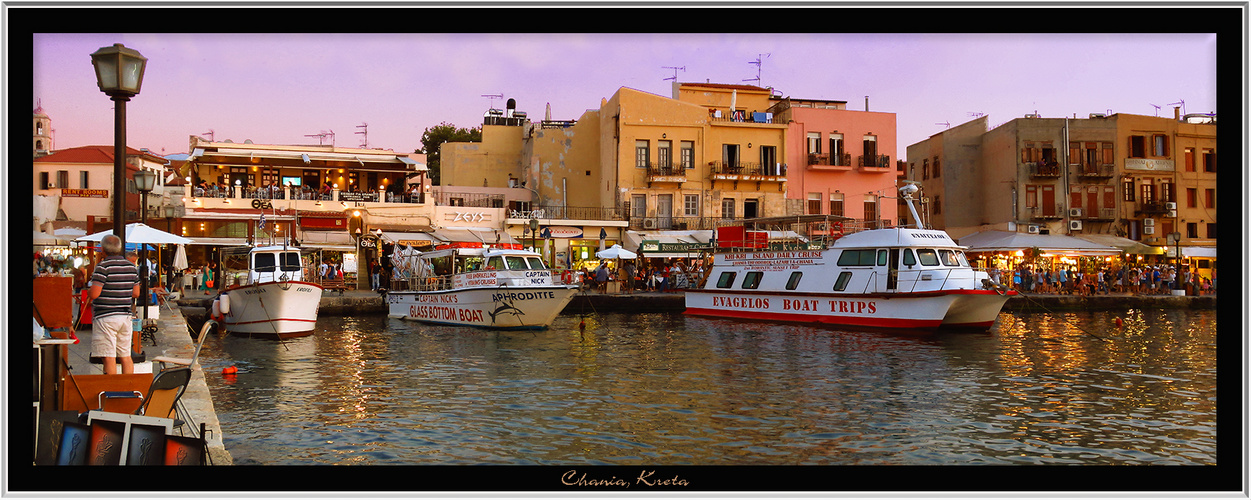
[173,244,190,270]
[33,231,58,245]
[596,244,637,260]
[77,222,193,245]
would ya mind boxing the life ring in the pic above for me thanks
[831,221,843,232]
[562,270,572,284]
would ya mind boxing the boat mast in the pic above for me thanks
[899,182,925,229]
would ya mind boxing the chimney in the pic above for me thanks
[1174,106,1181,120]
[865,96,869,112]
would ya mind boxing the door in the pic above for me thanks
[1041,185,1056,217]
[887,248,900,290]
[743,199,759,219]
[657,194,673,229]
[1086,187,1099,218]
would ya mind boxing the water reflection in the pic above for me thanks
[200,310,1217,466]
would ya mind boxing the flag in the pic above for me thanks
[258,213,266,232]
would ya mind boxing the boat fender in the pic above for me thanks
[211,299,222,320]
[219,293,231,314]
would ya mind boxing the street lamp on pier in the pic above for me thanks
[90,43,147,245]
[134,169,157,322]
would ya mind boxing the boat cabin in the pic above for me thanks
[394,247,554,291]
[221,245,306,287]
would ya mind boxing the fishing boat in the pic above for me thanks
[215,245,323,337]
[386,246,578,330]
[685,183,1015,332]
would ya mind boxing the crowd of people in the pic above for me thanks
[993,264,1215,296]
[587,258,707,294]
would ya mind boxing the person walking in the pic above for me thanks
[88,234,141,375]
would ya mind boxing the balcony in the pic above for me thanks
[1071,207,1116,222]
[513,205,624,221]
[806,153,853,171]
[857,154,893,173]
[1029,161,1062,178]
[1136,201,1170,215]
[644,163,687,184]
[629,216,724,231]
[709,161,788,181]
[1075,163,1116,179]
[1026,205,1064,221]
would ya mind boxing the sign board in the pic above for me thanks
[60,189,109,198]
[1124,158,1175,171]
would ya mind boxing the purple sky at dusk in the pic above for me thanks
[33,32,1217,161]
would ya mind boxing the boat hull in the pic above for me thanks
[387,286,578,330]
[685,289,1013,332]
[221,281,323,337]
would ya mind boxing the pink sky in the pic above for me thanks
[32,32,1218,161]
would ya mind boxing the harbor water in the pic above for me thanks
[198,309,1217,467]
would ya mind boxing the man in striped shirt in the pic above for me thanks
[89,234,140,375]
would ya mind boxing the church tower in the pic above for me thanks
[34,101,53,157]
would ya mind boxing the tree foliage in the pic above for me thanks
[416,122,481,185]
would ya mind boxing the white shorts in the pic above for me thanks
[92,314,132,358]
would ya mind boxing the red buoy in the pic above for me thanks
[1115,317,1123,327]
[222,365,238,375]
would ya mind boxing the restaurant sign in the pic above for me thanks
[1124,158,1175,171]
[640,240,711,253]
[61,189,109,198]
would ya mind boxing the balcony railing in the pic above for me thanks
[644,163,688,179]
[513,205,624,221]
[857,154,893,171]
[1075,164,1116,179]
[807,153,852,167]
[1026,205,1064,220]
[708,161,787,177]
[1030,161,1062,178]
[1137,202,1170,214]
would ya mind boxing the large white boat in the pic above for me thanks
[386,246,578,330]
[685,184,1015,332]
[216,245,323,337]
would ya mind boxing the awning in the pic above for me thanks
[381,231,441,248]
[186,237,249,246]
[1075,234,1163,255]
[1181,246,1217,258]
[299,230,356,251]
[436,227,519,246]
[625,230,714,258]
[959,230,1120,256]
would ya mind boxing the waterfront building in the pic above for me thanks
[34,103,53,157]
[769,95,903,227]
[905,110,1217,275]
[33,144,168,234]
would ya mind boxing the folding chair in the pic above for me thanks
[94,367,192,430]
[149,319,217,437]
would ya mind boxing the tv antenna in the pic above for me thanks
[662,66,686,82]
[304,130,335,145]
[936,121,951,129]
[201,129,215,142]
[967,112,984,118]
[355,123,369,149]
[1166,99,1186,115]
[1149,103,1161,116]
[743,53,771,86]
[481,93,504,110]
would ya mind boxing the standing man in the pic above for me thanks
[88,234,140,375]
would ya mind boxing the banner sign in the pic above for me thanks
[61,189,109,198]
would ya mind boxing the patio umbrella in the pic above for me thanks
[596,244,637,260]
[173,244,190,270]
[33,231,58,245]
[77,222,193,245]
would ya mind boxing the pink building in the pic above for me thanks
[772,97,903,226]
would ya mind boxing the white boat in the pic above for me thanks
[386,246,578,330]
[685,183,1016,332]
[216,245,323,337]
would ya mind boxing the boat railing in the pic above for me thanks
[712,216,898,254]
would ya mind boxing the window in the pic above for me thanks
[742,271,763,289]
[1128,135,1146,158]
[1101,142,1115,165]
[1206,223,1217,238]
[933,195,941,215]
[1103,186,1116,209]
[680,141,695,169]
[253,253,277,272]
[1122,178,1135,202]
[829,134,844,161]
[683,194,699,217]
[1160,182,1174,203]
[916,249,940,266]
[837,249,877,266]
[806,132,821,154]
[833,272,853,291]
[829,194,844,217]
[57,171,69,189]
[807,193,822,215]
[863,196,878,225]
[938,250,960,266]
[1205,189,1215,208]
[1084,143,1098,168]
[1152,134,1169,157]
[1202,149,1216,172]
[505,256,528,270]
[1071,186,1085,209]
[786,272,802,290]
[80,171,90,189]
[281,252,302,272]
[716,272,737,288]
[722,144,740,169]
[1186,188,1197,208]
[721,198,735,219]
[39,172,50,189]
[932,156,941,178]
[922,159,929,180]
[657,140,672,169]
[1025,185,1038,208]
[877,250,889,266]
[526,257,546,270]
[1069,142,1081,165]
[902,249,917,266]
[1184,148,1195,172]
[863,135,878,159]
[1186,222,1198,238]
[1022,141,1037,163]
[631,194,646,219]
[635,140,649,168]
[760,146,777,173]
[1140,181,1155,204]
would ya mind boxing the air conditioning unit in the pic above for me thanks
[1166,210,1177,218]
[1069,220,1083,231]
[1026,225,1040,234]
[1089,113,1107,119]
[1165,202,1177,210]
[1144,226,1156,235]
[642,219,656,229]
[1144,218,1155,227]
[1069,208,1083,217]
[46,182,56,189]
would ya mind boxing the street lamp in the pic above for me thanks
[1169,231,1182,291]
[529,218,540,253]
[134,169,157,322]
[90,43,147,245]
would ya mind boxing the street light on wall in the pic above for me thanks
[91,43,147,245]
[134,169,157,323]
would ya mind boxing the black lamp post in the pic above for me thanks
[529,218,540,253]
[134,169,157,320]
[90,43,147,246]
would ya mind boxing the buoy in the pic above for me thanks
[211,299,222,320]
[579,319,586,330]
[219,293,231,314]
[1115,317,1123,327]
[222,365,238,375]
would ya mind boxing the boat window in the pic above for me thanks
[938,249,960,267]
[716,272,737,288]
[460,257,485,272]
[916,249,941,266]
[253,253,276,272]
[833,271,853,291]
[836,249,877,266]
[280,252,302,272]
[505,256,528,270]
[525,257,546,270]
[955,251,970,267]
[786,272,802,290]
[742,271,763,289]
[486,256,505,270]
[877,249,889,266]
[902,248,917,266]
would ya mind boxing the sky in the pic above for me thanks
[32,32,1218,162]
